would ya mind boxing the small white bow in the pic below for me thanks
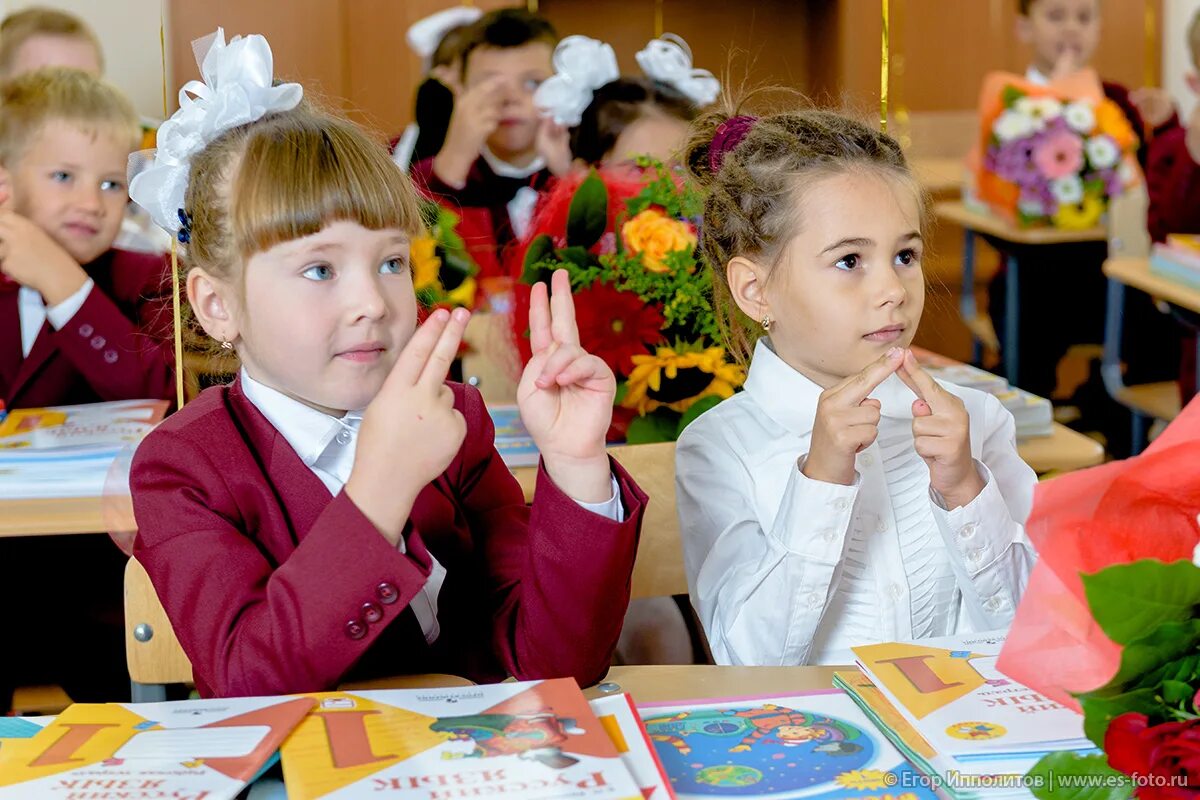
[636,34,720,107]
[533,35,619,127]
[129,28,303,236]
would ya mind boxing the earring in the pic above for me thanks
[219,340,233,351]
[761,315,772,332]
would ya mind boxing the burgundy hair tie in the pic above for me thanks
[709,115,758,173]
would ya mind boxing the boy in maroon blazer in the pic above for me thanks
[0,68,174,409]
[410,8,572,282]
[0,68,173,712]
[1146,10,1200,404]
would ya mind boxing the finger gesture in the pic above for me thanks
[896,350,985,509]
[517,270,616,502]
[802,347,904,486]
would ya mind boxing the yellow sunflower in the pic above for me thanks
[445,276,477,309]
[622,345,746,415]
[411,235,442,291]
[1053,191,1105,230]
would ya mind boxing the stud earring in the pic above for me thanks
[761,315,772,332]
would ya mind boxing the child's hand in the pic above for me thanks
[1130,87,1176,130]
[517,269,615,503]
[433,76,505,188]
[0,211,87,304]
[802,347,904,486]
[896,350,985,510]
[345,307,471,545]
[1050,50,1083,82]
[1186,105,1200,165]
[536,116,573,177]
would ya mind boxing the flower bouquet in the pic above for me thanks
[413,199,479,312]
[510,160,744,443]
[971,69,1139,230]
[992,397,1200,796]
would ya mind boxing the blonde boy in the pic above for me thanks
[0,6,102,78]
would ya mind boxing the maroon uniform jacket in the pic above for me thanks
[0,248,175,409]
[130,377,647,697]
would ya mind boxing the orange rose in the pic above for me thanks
[411,236,441,291]
[621,209,697,274]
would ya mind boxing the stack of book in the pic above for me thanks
[0,399,167,499]
[837,632,1097,800]
[1149,233,1200,290]
[488,404,539,468]
[913,349,1053,439]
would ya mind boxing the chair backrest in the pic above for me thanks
[608,441,689,600]
[124,558,193,694]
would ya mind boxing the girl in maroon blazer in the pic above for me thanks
[127,30,646,698]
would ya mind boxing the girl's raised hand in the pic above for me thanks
[346,307,470,543]
[896,350,985,510]
[517,270,616,503]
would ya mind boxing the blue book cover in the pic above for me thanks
[638,690,938,799]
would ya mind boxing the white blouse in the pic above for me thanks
[676,339,1037,666]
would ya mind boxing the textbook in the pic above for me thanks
[833,670,1088,800]
[488,404,539,467]
[590,694,674,800]
[911,350,1051,439]
[852,632,1092,760]
[0,399,168,498]
[0,695,314,799]
[636,689,939,799]
[279,678,642,800]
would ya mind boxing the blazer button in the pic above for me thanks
[376,582,399,605]
[361,601,383,624]
[344,620,367,640]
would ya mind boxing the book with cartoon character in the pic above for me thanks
[590,694,675,800]
[852,632,1092,759]
[280,678,642,800]
[636,690,937,800]
[0,695,314,799]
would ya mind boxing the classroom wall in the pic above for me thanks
[1165,0,1200,119]
[1,0,168,120]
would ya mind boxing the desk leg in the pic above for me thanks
[959,229,980,365]
[1004,254,1019,387]
[131,680,167,703]
[1101,277,1126,401]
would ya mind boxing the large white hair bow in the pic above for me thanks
[129,28,303,238]
[533,35,619,127]
[406,6,482,66]
[636,34,720,107]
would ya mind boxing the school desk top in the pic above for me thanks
[935,200,1108,245]
[1104,256,1200,313]
[910,156,965,195]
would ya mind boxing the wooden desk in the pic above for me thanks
[934,200,1108,383]
[587,665,845,703]
[0,495,132,538]
[911,157,965,195]
[1100,257,1193,451]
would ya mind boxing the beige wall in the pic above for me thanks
[2,0,170,121]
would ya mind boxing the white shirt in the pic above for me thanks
[240,369,624,644]
[1026,66,1050,86]
[480,146,545,179]
[18,279,94,357]
[675,339,1037,666]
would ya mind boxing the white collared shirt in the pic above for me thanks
[1026,66,1050,86]
[676,339,1037,666]
[240,369,624,645]
[18,279,94,357]
[480,146,546,180]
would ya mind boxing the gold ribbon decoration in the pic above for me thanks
[880,0,889,133]
[161,2,184,410]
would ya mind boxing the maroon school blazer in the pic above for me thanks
[0,247,175,409]
[130,377,647,697]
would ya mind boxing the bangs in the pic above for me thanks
[229,116,422,258]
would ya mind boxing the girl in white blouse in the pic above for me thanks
[675,108,1037,666]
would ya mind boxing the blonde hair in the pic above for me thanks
[1189,9,1200,71]
[683,98,925,364]
[0,67,138,166]
[0,7,103,77]
[184,103,423,281]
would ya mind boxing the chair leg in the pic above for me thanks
[130,680,167,703]
[1130,411,1148,456]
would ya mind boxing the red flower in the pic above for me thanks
[573,281,665,377]
[1105,713,1200,798]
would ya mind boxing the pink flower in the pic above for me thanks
[1033,129,1084,180]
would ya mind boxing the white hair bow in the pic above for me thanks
[406,6,482,66]
[129,28,303,238]
[636,34,720,107]
[533,35,619,127]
